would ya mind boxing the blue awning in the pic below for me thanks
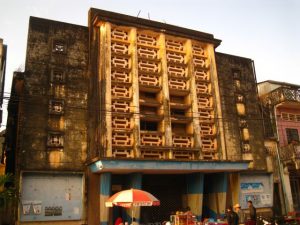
[89,159,250,174]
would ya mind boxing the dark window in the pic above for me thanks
[140,106,157,115]
[232,70,241,79]
[171,109,185,116]
[51,69,65,83]
[286,128,299,144]
[140,92,156,99]
[140,121,158,131]
[47,133,64,148]
[170,95,185,104]
[171,123,186,133]
[52,40,66,53]
[236,94,245,103]
[49,99,64,115]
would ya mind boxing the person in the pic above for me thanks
[226,206,239,225]
[234,204,245,225]
[115,217,124,225]
[246,200,256,225]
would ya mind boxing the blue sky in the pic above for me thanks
[0,0,299,128]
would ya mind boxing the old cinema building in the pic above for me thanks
[5,8,272,225]
[87,9,271,225]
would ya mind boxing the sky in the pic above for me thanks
[0,0,300,129]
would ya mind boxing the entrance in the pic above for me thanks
[141,174,186,224]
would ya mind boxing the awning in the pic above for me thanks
[89,159,250,174]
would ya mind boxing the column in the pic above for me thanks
[158,34,173,159]
[204,173,228,219]
[186,40,203,159]
[100,173,112,225]
[207,44,226,160]
[186,173,204,221]
[99,22,112,157]
[129,28,141,158]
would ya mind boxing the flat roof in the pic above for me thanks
[89,8,221,47]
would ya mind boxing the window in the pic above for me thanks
[52,40,66,53]
[234,79,241,91]
[286,128,299,144]
[239,119,248,128]
[51,69,65,83]
[236,94,245,103]
[140,106,157,115]
[140,91,157,99]
[171,109,185,116]
[47,133,64,148]
[281,113,300,122]
[232,70,241,80]
[49,100,64,115]
[140,121,158,131]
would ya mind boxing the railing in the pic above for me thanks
[261,87,300,107]
[280,144,300,169]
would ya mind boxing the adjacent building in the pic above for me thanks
[259,80,300,214]
[5,8,272,225]
[0,38,7,174]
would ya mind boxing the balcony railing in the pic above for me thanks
[261,87,300,107]
[280,144,300,169]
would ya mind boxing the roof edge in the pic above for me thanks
[89,8,221,47]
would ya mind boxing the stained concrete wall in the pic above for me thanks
[20,16,89,171]
[216,52,267,170]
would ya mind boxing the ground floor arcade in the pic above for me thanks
[88,159,273,225]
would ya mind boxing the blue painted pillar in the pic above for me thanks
[100,173,111,225]
[186,173,204,221]
[204,173,228,220]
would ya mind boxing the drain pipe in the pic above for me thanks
[273,104,289,215]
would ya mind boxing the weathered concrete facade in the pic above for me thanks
[5,17,89,224]
[5,8,272,225]
[216,53,267,168]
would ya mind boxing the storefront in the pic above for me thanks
[88,159,250,225]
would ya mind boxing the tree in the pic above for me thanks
[0,174,16,208]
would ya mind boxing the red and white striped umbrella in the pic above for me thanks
[105,188,160,208]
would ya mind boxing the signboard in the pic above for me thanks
[239,174,273,209]
[20,172,84,222]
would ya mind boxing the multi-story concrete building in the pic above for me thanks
[259,80,300,214]
[5,8,272,225]
[0,38,7,174]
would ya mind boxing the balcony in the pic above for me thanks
[140,131,164,147]
[279,144,300,162]
[261,87,300,107]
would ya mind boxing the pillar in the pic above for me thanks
[186,173,204,221]
[100,173,112,225]
[204,173,227,219]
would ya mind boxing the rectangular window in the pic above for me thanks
[232,69,241,80]
[286,128,299,144]
[51,69,65,83]
[171,109,185,116]
[47,133,64,148]
[140,121,158,131]
[49,99,64,115]
[52,40,66,53]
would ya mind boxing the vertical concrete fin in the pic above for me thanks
[186,173,204,220]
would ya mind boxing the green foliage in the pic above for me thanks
[0,174,16,208]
